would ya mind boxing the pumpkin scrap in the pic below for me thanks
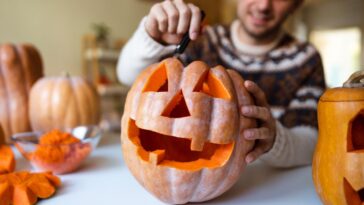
[0,145,15,174]
[30,129,92,174]
[0,171,61,205]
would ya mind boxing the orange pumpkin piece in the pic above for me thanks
[30,129,92,174]
[0,171,61,205]
[0,145,15,174]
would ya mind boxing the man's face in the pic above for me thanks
[237,0,300,39]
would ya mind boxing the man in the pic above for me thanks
[117,0,326,167]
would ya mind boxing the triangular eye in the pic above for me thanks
[193,70,231,100]
[142,63,168,92]
[162,90,191,118]
[347,111,364,152]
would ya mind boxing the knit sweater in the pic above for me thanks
[117,18,326,167]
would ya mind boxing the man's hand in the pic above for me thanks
[242,80,276,164]
[145,0,203,45]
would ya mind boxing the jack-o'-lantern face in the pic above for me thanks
[121,58,255,204]
[344,110,364,204]
[313,70,364,205]
[126,58,240,170]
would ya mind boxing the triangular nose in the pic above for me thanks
[162,90,191,118]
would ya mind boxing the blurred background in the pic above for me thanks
[0,0,362,130]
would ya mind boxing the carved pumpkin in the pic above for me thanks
[29,76,101,132]
[121,58,256,204]
[313,70,364,205]
[0,43,43,143]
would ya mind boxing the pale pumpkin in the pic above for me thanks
[313,70,364,205]
[29,76,101,132]
[121,58,256,204]
[0,43,43,143]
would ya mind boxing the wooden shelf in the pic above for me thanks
[84,48,120,61]
[97,84,129,96]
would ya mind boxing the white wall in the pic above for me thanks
[303,0,364,66]
[0,0,154,76]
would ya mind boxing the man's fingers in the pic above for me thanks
[244,80,269,107]
[175,1,191,34]
[151,4,168,32]
[243,128,270,140]
[187,3,201,40]
[162,1,179,33]
[241,105,270,121]
[245,145,267,164]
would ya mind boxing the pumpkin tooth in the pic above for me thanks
[149,150,166,165]
[190,138,204,152]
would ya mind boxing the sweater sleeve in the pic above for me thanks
[117,17,175,86]
[259,50,326,167]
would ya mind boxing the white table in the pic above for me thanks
[13,133,322,205]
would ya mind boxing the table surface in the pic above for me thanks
[13,132,323,205]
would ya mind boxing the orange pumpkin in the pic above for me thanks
[29,76,101,132]
[121,58,256,204]
[0,43,43,143]
[313,70,364,205]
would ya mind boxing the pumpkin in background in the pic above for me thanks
[121,58,256,204]
[313,70,364,205]
[29,76,101,132]
[0,43,43,143]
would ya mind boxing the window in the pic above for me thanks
[310,28,361,87]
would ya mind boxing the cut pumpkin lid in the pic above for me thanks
[320,87,364,102]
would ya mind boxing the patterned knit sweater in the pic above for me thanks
[117,18,326,167]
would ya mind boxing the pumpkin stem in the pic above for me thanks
[343,70,364,88]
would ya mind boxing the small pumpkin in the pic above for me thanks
[29,75,101,132]
[121,58,256,204]
[313,70,364,205]
[0,43,43,143]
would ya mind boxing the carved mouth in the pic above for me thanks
[127,119,234,170]
[344,178,364,205]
